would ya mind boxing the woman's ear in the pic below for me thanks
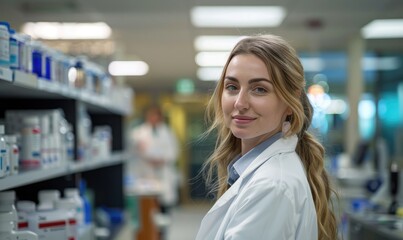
[285,107,293,118]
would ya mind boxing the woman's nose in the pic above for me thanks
[234,90,249,110]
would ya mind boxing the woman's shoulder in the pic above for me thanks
[250,152,310,194]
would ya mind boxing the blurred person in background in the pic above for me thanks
[196,35,338,240]
[131,105,179,213]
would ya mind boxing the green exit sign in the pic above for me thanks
[176,78,195,94]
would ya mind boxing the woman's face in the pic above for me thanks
[221,54,291,152]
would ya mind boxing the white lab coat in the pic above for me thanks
[131,122,179,206]
[196,135,318,240]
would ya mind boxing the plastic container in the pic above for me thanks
[31,41,42,77]
[16,201,35,230]
[0,211,38,240]
[79,180,92,224]
[31,191,67,238]
[40,116,51,168]
[37,190,60,211]
[0,21,10,67]
[19,34,32,73]
[77,105,92,161]
[64,188,84,227]
[0,191,18,228]
[0,125,8,178]
[9,29,19,70]
[55,199,78,240]
[74,58,86,89]
[28,208,67,239]
[65,123,75,162]
[5,135,19,175]
[20,116,41,170]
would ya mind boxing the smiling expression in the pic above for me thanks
[221,54,291,154]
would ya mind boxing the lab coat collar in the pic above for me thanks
[208,135,298,213]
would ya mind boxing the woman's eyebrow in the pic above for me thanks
[224,76,238,82]
[224,76,273,85]
[248,78,272,84]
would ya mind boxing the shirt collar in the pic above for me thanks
[227,132,282,186]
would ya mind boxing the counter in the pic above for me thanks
[348,212,403,240]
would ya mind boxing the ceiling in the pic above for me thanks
[1,0,403,94]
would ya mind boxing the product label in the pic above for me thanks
[34,219,67,239]
[0,148,7,175]
[0,33,10,62]
[21,127,41,169]
[10,39,18,68]
[18,221,29,229]
[11,146,19,174]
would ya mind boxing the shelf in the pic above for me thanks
[0,152,128,191]
[0,70,132,115]
[69,152,129,173]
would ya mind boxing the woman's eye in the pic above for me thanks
[225,85,238,91]
[253,87,267,94]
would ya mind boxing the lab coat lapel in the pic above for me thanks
[197,136,298,240]
[207,135,298,214]
[241,135,298,181]
[196,181,240,240]
[209,178,241,212]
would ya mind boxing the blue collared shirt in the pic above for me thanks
[227,132,282,186]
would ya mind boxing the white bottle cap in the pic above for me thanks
[16,201,36,213]
[0,125,4,134]
[55,199,75,210]
[23,116,40,126]
[38,189,60,203]
[64,188,79,198]
[0,191,16,201]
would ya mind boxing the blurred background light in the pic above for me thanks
[108,61,149,76]
[363,56,400,71]
[361,19,403,39]
[191,6,286,27]
[22,22,112,39]
[197,67,223,81]
[195,52,230,67]
[300,57,325,72]
[194,36,246,51]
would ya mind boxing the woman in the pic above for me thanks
[131,105,179,211]
[196,35,337,240]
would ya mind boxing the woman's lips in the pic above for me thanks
[232,115,256,124]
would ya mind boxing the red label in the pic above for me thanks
[68,219,77,225]
[38,220,66,228]
[20,159,41,166]
[18,221,28,229]
[32,128,41,134]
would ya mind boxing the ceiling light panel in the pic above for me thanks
[194,35,246,51]
[197,67,224,81]
[191,6,286,27]
[195,52,230,67]
[361,19,403,39]
[22,22,112,40]
[108,61,149,76]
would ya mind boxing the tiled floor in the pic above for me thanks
[167,203,211,240]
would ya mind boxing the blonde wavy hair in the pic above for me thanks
[203,34,338,240]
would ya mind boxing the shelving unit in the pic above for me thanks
[0,67,134,239]
[0,152,128,191]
